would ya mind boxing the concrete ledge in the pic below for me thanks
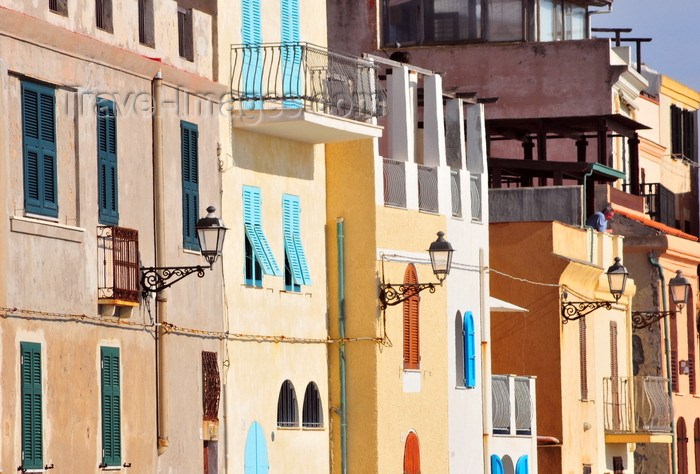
[605,433,672,444]
[11,216,85,243]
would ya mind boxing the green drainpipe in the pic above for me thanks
[336,219,348,474]
[648,251,676,474]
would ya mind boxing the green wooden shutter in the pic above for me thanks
[98,98,119,225]
[282,194,311,286]
[181,121,200,251]
[243,186,281,276]
[101,346,121,467]
[22,81,57,217]
[21,342,43,470]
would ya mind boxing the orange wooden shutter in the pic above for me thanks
[403,264,420,369]
[403,432,420,474]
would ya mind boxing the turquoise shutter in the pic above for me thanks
[20,342,43,470]
[516,455,529,474]
[101,346,121,467]
[281,0,301,102]
[244,422,270,474]
[243,186,281,276]
[241,0,263,105]
[181,122,200,251]
[464,312,476,388]
[22,82,57,217]
[282,195,311,286]
[97,99,119,225]
[491,455,504,474]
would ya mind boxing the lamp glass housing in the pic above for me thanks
[195,206,228,266]
[669,270,690,308]
[428,231,454,281]
[606,257,628,302]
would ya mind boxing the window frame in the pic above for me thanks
[22,80,58,219]
[97,98,119,225]
[181,121,200,251]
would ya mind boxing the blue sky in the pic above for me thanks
[591,0,700,92]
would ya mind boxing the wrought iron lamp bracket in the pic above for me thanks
[140,265,211,297]
[631,310,676,330]
[561,290,613,323]
[378,282,439,310]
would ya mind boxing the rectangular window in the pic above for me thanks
[49,0,68,16]
[97,98,118,225]
[243,186,281,286]
[22,80,58,218]
[486,0,524,42]
[138,0,155,47]
[178,7,194,61]
[181,121,200,251]
[101,346,121,467]
[21,342,43,470]
[282,194,311,291]
[96,0,113,32]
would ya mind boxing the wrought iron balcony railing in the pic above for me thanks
[603,376,671,434]
[492,375,534,436]
[230,42,387,122]
[98,226,140,304]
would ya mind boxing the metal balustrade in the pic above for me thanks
[471,174,482,221]
[230,42,387,122]
[514,376,532,435]
[493,375,534,436]
[603,376,671,433]
[492,375,511,434]
[450,169,462,217]
[383,159,407,208]
[97,226,140,304]
[417,165,439,213]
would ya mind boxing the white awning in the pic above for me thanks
[489,296,528,313]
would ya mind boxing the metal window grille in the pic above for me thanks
[383,159,406,208]
[417,165,438,213]
[202,352,220,422]
[514,377,532,435]
[97,226,139,303]
[277,380,298,427]
[470,174,482,221]
[302,382,323,428]
[492,375,510,434]
[450,169,462,217]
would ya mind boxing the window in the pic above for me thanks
[21,342,43,470]
[302,382,323,428]
[101,346,121,467]
[671,105,698,162]
[679,417,689,474]
[282,194,311,291]
[276,380,298,427]
[97,98,118,225]
[486,0,525,42]
[178,6,194,61]
[403,264,420,370]
[202,352,220,422]
[96,0,113,32]
[464,311,476,388]
[243,186,281,287]
[49,0,68,16]
[97,225,140,304]
[138,0,155,47]
[181,121,199,251]
[403,432,421,474]
[22,80,57,218]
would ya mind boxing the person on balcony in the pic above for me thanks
[586,205,615,233]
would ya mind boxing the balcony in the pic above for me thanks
[97,226,140,306]
[492,375,535,437]
[230,42,386,144]
[603,376,672,444]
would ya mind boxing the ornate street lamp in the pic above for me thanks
[561,257,628,323]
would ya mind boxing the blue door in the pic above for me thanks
[244,422,269,474]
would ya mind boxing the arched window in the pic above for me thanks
[455,311,464,386]
[515,455,529,474]
[277,380,298,427]
[464,311,476,388]
[679,417,689,474]
[244,421,269,474]
[403,264,420,370]
[403,431,420,474]
[491,454,504,474]
[302,382,323,428]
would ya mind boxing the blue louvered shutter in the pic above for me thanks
[241,0,263,106]
[22,82,57,217]
[282,194,311,286]
[281,0,301,103]
[181,121,200,251]
[21,342,43,470]
[491,455,504,474]
[101,346,121,467]
[97,99,119,225]
[243,186,281,276]
[244,422,270,474]
[516,455,529,474]
[464,311,476,388]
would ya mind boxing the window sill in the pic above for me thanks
[11,216,85,243]
[301,426,325,431]
[100,466,123,471]
[276,426,300,431]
